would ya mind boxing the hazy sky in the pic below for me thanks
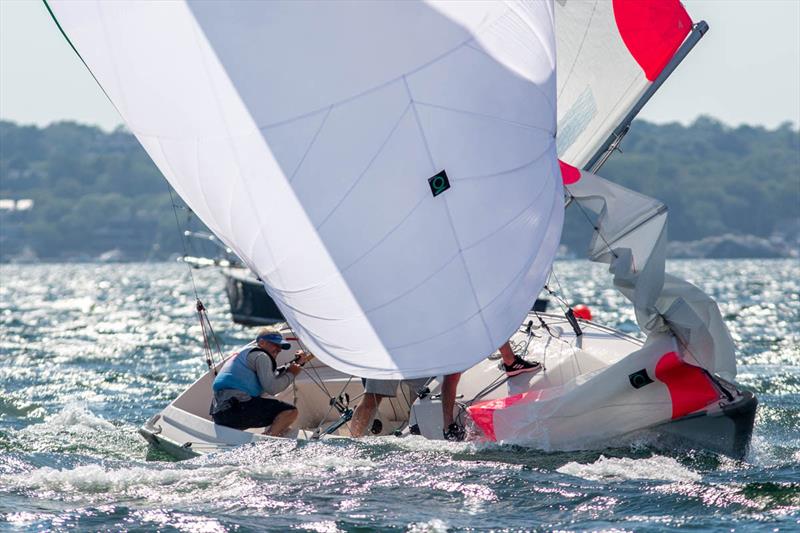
[1,0,799,131]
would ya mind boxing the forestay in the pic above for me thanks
[47,1,562,378]
[555,0,692,167]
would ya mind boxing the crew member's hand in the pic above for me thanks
[287,363,303,376]
[294,351,313,365]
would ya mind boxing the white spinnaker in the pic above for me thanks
[555,0,692,167]
[48,0,562,378]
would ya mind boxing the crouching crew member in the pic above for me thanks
[210,327,310,436]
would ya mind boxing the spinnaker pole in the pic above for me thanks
[584,21,709,173]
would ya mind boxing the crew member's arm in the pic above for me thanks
[249,351,296,395]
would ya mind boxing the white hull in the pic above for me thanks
[140,313,755,460]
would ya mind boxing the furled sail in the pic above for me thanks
[562,162,736,380]
[46,1,562,378]
[555,0,692,167]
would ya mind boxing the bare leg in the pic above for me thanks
[266,408,298,437]
[441,373,462,428]
[499,341,515,366]
[350,393,382,437]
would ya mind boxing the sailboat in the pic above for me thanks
[46,0,756,459]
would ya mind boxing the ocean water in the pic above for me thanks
[0,259,797,532]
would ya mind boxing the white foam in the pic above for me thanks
[14,463,189,493]
[295,521,344,533]
[2,462,258,505]
[557,455,701,482]
[26,404,114,432]
[407,519,450,533]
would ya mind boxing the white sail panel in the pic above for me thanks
[48,0,561,378]
[555,0,692,167]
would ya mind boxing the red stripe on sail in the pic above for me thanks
[655,351,719,419]
[613,0,692,82]
[559,159,581,185]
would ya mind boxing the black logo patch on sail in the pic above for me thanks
[629,369,653,389]
[428,170,450,197]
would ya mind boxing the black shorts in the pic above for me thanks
[212,397,296,430]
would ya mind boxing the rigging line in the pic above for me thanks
[564,190,619,260]
[301,369,337,403]
[468,372,508,405]
[671,327,707,371]
[313,376,354,437]
[293,334,333,398]
[545,269,572,312]
[165,183,223,369]
[200,306,224,367]
[166,185,200,300]
[306,362,333,399]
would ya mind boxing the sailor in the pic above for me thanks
[442,341,540,441]
[210,327,310,436]
[350,377,431,437]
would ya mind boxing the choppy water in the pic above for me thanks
[0,260,798,532]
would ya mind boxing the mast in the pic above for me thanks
[583,21,709,173]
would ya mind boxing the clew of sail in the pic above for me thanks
[555,0,693,168]
[46,1,562,379]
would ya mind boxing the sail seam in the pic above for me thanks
[414,100,551,133]
[362,251,461,314]
[451,142,553,182]
[383,192,554,352]
[186,7,283,286]
[461,160,553,252]
[340,195,428,273]
[248,38,476,134]
[315,102,413,231]
[376,183,557,351]
[289,105,334,183]
[464,42,556,124]
[557,0,600,100]
[403,75,496,351]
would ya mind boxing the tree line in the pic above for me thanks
[0,117,797,261]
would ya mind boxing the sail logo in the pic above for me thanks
[428,170,450,198]
[629,368,653,389]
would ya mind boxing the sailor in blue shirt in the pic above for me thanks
[210,327,310,436]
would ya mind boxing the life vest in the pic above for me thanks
[212,346,273,397]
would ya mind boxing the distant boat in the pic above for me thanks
[48,0,756,459]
